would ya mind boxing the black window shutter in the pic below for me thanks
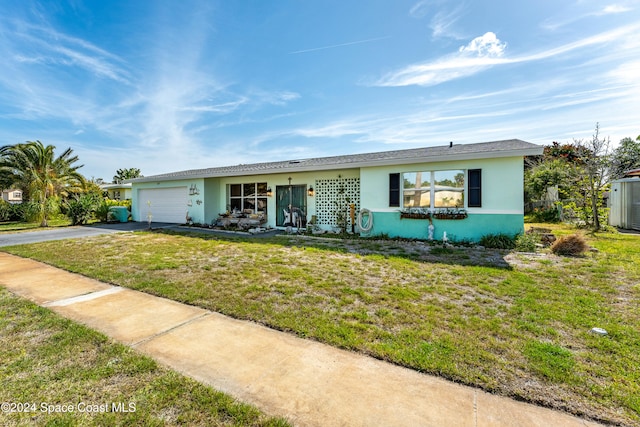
[468,169,482,207]
[389,173,400,207]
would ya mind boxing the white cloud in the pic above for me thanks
[458,32,506,57]
[373,32,508,87]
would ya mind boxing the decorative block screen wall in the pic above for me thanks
[314,178,360,226]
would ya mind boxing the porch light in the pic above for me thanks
[267,187,273,197]
[308,186,315,197]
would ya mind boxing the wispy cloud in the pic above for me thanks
[429,6,466,39]
[409,0,430,18]
[249,90,301,106]
[602,4,632,14]
[181,98,249,114]
[372,24,637,87]
[289,36,390,54]
[409,0,466,39]
[7,21,130,83]
[542,3,633,30]
[373,32,507,87]
[0,7,303,172]
[248,60,640,152]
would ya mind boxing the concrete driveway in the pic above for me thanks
[0,222,175,247]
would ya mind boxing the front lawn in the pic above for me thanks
[0,288,288,426]
[3,224,639,426]
[0,218,73,232]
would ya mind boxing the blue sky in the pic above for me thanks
[1,1,639,181]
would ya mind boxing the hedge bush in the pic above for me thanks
[479,233,517,249]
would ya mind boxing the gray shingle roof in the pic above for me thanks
[132,139,542,182]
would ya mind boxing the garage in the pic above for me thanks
[137,187,188,223]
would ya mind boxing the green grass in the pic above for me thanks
[2,224,639,426]
[0,288,289,426]
[0,218,74,232]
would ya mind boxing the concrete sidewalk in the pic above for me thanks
[0,252,602,427]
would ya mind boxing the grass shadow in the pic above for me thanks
[154,228,514,270]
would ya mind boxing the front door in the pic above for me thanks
[276,185,307,227]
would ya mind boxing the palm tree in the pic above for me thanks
[0,140,86,226]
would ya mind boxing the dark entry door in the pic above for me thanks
[276,185,307,227]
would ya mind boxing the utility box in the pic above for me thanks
[109,206,130,223]
[609,178,640,231]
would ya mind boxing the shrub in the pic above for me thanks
[550,234,589,256]
[515,233,538,252]
[20,201,46,223]
[94,199,123,222]
[0,200,11,221]
[95,200,112,222]
[479,233,516,249]
[529,205,561,223]
[66,194,99,225]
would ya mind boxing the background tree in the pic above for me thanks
[113,167,142,183]
[573,123,611,231]
[609,136,640,179]
[524,141,585,218]
[525,158,574,200]
[0,140,85,226]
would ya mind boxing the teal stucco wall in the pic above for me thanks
[358,156,526,241]
[364,211,524,242]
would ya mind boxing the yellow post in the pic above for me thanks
[350,203,355,233]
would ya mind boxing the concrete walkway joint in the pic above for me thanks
[44,286,124,307]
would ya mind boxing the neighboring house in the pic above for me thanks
[1,189,23,204]
[100,183,132,200]
[130,139,543,242]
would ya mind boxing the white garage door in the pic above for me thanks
[137,187,188,223]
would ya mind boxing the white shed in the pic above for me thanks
[609,177,640,231]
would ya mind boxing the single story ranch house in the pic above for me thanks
[130,139,543,242]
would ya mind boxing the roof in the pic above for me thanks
[100,182,132,190]
[624,168,640,177]
[131,139,542,183]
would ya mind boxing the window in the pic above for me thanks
[229,182,267,213]
[400,170,465,209]
[468,169,482,207]
[403,172,431,208]
[434,170,464,208]
[389,173,400,207]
